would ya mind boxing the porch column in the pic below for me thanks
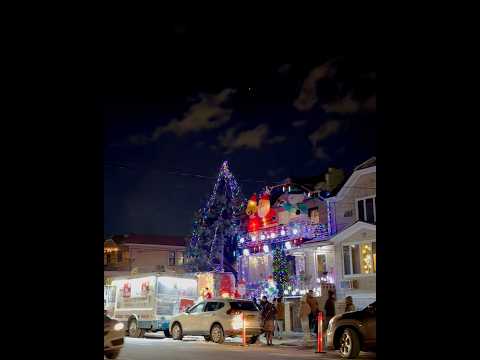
[284,301,292,335]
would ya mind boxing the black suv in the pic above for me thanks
[326,302,376,358]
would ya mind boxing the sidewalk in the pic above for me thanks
[228,331,317,347]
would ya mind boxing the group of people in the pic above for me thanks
[253,296,285,346]
[253,291,356,346]
[300,290,335,340]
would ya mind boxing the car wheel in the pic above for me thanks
[210,324,225,344]
[104,350,120,359]
[339,328,361,359]
[128,318,144,338]
[204,335,212,341]
[164,329,172,338]
[172,323,183,340]
[248,335,259,344]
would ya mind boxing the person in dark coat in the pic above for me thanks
[324,290,336,332]
[307,290,319,334]
[344,296,356,312]
[261,296,276,346]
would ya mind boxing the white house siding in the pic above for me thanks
[329,164,376,313]
[333,226,376,312]
[334,169,376,233]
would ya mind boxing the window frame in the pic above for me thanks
[342,239,377,278]
[356,195,376,224]
[188,302,205,314]
[204,301,223,312]
[315,253,327,279]
[169,251,176,266]
[177,251,184,265]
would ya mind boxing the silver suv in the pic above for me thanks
[169,299,262,344]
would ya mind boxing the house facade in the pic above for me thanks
[234,158,376,331]
[326,157,376,311]
[104,234,187,281]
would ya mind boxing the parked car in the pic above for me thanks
[104,313,126,359]
[326,302,376,358]
[169,299,262,344]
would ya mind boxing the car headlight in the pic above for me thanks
[113,322,125,331]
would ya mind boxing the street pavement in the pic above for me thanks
[112,334,376,360]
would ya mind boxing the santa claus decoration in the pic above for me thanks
[257,192,271,218]
[245,194,258,217]
[247,215,261,233]
[262,207,278,228]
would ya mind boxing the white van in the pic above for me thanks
[109,274,198,337]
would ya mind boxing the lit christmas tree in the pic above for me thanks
[186,161,245,274]
[273,247,290,295]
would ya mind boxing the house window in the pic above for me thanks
[309,207,320,224]
[343,247,351,275]
[117,251,123,263]
[169,251,176,266]
[357,196,376,224]
[106,253,112,265]
[316,254,327,278]
[343,241,376,275]
[177,251,184,265]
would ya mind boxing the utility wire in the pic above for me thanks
[104,162,376,189]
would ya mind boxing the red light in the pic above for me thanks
[226,309,242,315]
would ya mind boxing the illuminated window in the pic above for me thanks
[343,241,376,275]
[316,254,326,278]
[177,251,184,265]
[169,251,176,266]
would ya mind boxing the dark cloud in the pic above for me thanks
[308,120,341,159]
[129,88,236,144]
[278,64,292,73]
[323,94,360,114]
[292,120,307,127]
[267,135,287,144]
[218,124,270,153]
[363,95,376,112]
[294,62,336,111]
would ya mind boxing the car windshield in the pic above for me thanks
[363,302,376,311]
[229,301,258,311]
[104,315,111,321]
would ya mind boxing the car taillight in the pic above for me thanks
[227,309,242,315]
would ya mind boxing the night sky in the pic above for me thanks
[103,58,376,237]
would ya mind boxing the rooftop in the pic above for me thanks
[111,234,187,247]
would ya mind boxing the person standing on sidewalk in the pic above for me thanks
[300,294,312,345]
[307,290,319,334]
[274,297,285,339]
[324,290,336,332]
[344,296,356,312]
[261,296,276,346]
